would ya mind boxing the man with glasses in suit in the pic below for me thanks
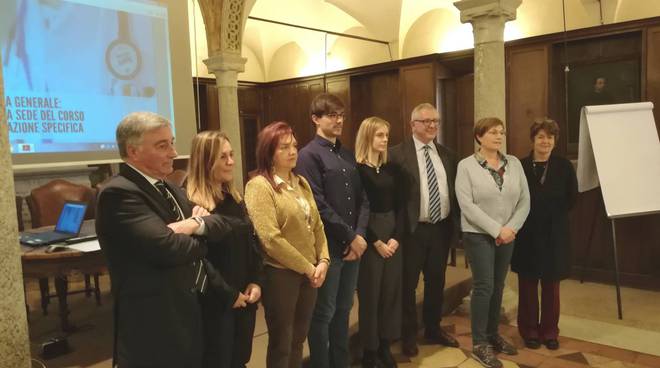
[389,103,460,357]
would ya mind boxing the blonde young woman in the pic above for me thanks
[354,117,402,368]
[244,121,329,368]
[187,131,262,368]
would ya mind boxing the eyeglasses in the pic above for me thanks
[413,119,440,126]
[325,112,345,120]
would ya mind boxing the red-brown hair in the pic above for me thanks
[254,121,295,192]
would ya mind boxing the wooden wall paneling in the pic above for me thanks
[238,84,263,116]
[440,79,458,153]
[240,114,259,180]
[325,76,353,148]
[455,74,475,160]
[294,80,324,147]
[349,70,403,146]
[263,79,324,148]
[264,83,297,124]
[237,83,264,180]
[570,189,660,290]
[506,44,549,158]
[265,83,303,143]
[646,26,660,132]
[192,78,219,132]
[400,63,436,139]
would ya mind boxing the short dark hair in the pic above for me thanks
[310,93,345,118]
[474,117,504,145]
[254,121,295,192]
[530,118,560,141]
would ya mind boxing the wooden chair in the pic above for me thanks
[17,195,30,315]
[166,169,187,188]
[16,196,24,231]
[26,179,102,315]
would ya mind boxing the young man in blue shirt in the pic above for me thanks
[297,93,369,368]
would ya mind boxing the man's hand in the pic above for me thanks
[232,292,249,308]
[374,240,393,258]
[167,218,199,235]
[244,283,261,304]
[349,235,367,258]
[310,261,329,288]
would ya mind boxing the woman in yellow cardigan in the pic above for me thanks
[244,121,330,368]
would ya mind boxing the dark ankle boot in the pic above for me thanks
[378,340,397,368]
[362,349,380,368]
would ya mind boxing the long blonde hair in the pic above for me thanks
[187,130,241,211]
[355,116,390,166]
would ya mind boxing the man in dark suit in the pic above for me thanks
[96,112,233,368]
[389,103,460,357]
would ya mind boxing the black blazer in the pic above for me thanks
[203,195,263,308]
[96,165,233,368]
[511,154,578,280]
[388,137,460,235]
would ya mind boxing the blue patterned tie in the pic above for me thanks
[424,145,442,223]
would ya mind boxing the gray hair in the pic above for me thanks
[410,103,438,122]
[116,111,171,158]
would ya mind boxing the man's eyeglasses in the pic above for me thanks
[325,112,345,120]
[413,119,440,126]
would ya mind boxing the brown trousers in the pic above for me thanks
[262,266,317,368]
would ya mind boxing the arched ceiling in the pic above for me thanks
[190,0,660,81]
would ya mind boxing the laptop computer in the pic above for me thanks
[20,201,88,246]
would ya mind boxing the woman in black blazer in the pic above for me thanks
[512,119,578,351]
[187,130,263,368]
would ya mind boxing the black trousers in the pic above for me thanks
[401,220,451,342]
[200,293,257,368]
[357,242,402,350]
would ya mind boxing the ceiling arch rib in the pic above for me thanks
[244,0,366,80]
[326,0,403,42]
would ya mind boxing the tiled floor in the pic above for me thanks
[24,268,660,368]
[383,315,660,368]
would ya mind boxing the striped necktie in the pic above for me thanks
[423,145,442,223]
[154,180,208,293]
[155,180,183,221]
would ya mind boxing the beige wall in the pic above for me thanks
[188,0,660,82]
[329,27,392,69]
[267,42,308,81]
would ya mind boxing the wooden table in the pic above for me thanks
[21,221,106,332]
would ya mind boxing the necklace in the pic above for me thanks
[365,160,381,173]
[532,159,550,184]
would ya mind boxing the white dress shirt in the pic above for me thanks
[412,136,450,222]
[127,163,205,234]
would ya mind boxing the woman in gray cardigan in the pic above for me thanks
[455,117,530,368]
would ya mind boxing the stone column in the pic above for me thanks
[455,0,521,152]
[454,0,521,320]
[0,56,32,367]
[204,52,247,190]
